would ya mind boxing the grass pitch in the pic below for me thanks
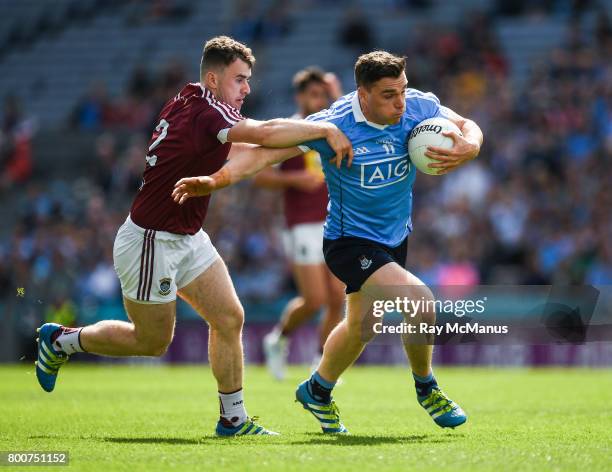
[1,364,610,471]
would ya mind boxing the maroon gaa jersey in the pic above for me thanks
[130,83,243,234]
[279,148,329,229]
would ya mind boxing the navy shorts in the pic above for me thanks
[323,236,408,294]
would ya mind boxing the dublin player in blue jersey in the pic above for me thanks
[173,51,483,433]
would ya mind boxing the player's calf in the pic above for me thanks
[78,319,173,357]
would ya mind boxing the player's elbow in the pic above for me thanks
[465,119,483,137]
[141,338,171,357]
[466,118,479,132]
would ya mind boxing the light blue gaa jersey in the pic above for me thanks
[298,88,448,247]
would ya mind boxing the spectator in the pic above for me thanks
[0,95,33,190]
[338,7,374,54]
[71,82,111,131]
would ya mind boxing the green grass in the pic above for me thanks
[1,364,611,471]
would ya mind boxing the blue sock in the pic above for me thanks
[308,371,336,404]
[413,371,437,397]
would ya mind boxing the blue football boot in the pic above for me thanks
[418,387,467,428]
[295,379,348,434]
[215,417,279,436]
[35,323,70,393]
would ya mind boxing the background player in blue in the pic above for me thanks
[173,51,483,433]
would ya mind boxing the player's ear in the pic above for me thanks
[357,86,368,103]
[204,70,219,90]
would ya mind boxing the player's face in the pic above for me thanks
[217,59,252,110]
[296,82,330,116]
[359,73,407,125]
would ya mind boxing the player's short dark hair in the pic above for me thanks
[292,67,326,93]
[354,51,406,89]
[200,36,255,77]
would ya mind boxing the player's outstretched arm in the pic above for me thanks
[227,119,353,168]
[253,167,323,192]
[172,144,302,205]
[425,107,484,175]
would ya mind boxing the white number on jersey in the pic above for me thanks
[145,119,169,166]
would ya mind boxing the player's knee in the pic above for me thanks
[326,297,345,321]
[227,305,245,332]
[413,286,436,325]
[346,317,373,345]
[149,341,170,357]
[140,336,172,357]
[302,294,325,314]
[134,328,173,357]
[322,307,344,330]
[329,283,346,307]
[210,304,244,334]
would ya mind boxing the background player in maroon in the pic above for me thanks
[35,36,352,437]
[254,68,345,380]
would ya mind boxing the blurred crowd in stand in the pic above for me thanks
[1,6,610,332]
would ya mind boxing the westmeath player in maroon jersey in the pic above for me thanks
[254,68,346,380]
[35,36,352,437]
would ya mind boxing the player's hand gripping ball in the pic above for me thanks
[407,117,463,175]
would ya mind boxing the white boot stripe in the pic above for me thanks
[36,361,55,375]
[41,342,59,361]
[432,405,453,419]
[38,349,55,367]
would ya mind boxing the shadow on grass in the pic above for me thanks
[102,437,206,445]
[29,433,463,446]
[101,435,290,444]
[289,433,463,446]
[29,435,209,445]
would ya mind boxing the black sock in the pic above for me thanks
[308,372,334,403]
[413,372,438,397]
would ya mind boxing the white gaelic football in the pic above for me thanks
[408,117,462,175]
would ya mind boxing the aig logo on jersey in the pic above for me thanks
[360,154,411,189]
